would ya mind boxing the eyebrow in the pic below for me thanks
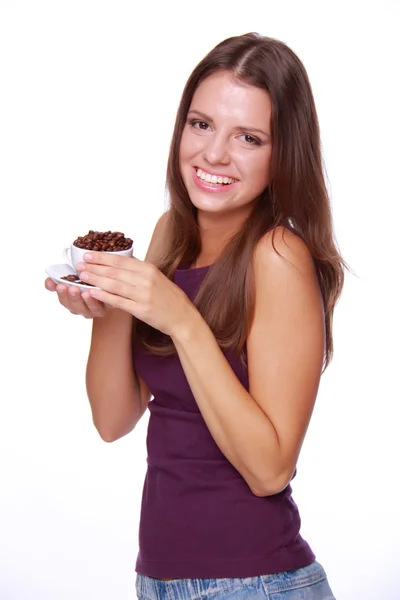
[187,109,271,139]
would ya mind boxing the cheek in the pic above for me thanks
[242,152,272,189]
[180,130,204,162]
[180,131,193,160]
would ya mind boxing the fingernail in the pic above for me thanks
[80,272,90,281]
[83,253,93,261]
[76,262,85,271]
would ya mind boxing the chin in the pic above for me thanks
[188,190,230,212]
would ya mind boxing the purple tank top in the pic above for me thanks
[133,263,315,579]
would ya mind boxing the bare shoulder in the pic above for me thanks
[251,224,322,322]
[254,225,316,277]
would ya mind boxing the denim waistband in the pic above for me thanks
[136,561,330,599]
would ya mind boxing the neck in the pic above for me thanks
[194,207,250,267]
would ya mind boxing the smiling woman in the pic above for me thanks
[45,31,344,600]
[178,72,273,214]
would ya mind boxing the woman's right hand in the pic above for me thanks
[45,278,107,318]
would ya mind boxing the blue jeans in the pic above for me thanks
[135,561,336,599]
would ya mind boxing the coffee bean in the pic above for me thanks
[61,274,80,282]
[72,231,133,252]
[75,280,95,287]
[61,273,95,287]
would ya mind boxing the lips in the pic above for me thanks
[195,167,238,185]
[191,167,238,193]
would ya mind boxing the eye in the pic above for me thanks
[190,120,210,131]
[238,134,261,146]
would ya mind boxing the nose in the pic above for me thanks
[202,134,230,166]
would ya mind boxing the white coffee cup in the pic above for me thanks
[63,243,134,271]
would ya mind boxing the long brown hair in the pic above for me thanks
[135,32,349,372]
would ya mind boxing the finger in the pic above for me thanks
[79,270,139,301]
[55,284,68,305]
[56,285,90,317]
[56,284,75,308]
[56,285,72,309]
[88,288,135,313]
[76,262,143,289]
[77,252,141,272]
[66,285,93,315]
[45,278,57,291]
[81,291,106,317]
[77,257,158,288]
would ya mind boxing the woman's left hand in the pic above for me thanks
[76,253,195,338]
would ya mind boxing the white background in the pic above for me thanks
[1,1,399,598]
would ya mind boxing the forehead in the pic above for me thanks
[189,71,272,125]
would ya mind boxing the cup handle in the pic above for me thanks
[63,247,73,268]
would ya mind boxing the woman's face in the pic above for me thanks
[179,71,273,219]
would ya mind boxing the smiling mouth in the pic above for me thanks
[195,168,238,186]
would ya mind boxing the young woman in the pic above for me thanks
[46,33,345,599]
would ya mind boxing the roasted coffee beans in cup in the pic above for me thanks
[73,231,133,252]
[64,230,134,270]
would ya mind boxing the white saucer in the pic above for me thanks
[45,263,99,291]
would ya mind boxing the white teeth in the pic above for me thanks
[196,168,236,185]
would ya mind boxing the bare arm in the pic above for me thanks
[171,227,325,496]
[86,211,170,442]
